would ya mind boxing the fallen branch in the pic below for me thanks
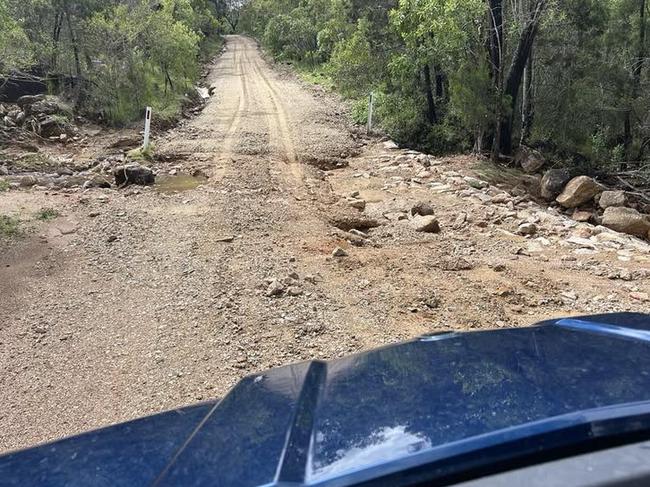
[616,176,650,203]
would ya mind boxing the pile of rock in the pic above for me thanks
[0,95,78,140]
[516,146,650,241]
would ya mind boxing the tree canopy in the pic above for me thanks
[240,0,649,171]
[0,0,223,124]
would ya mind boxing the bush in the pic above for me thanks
[0,215,20,238]
[35,208,59,221]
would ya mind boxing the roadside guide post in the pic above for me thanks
[367,92,374,134]
[143,107,152,150]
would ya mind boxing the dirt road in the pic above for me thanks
[1,36,648,453]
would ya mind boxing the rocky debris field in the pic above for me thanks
[1,36,648,454]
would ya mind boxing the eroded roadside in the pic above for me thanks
[1,35,648,454]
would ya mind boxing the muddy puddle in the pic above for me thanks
[156,174,208,194]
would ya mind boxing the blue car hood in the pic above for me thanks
[2,313,650,486]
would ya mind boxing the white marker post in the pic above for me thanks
[367,92,375,134]
[143,107,152,151]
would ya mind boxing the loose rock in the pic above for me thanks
[602,206,650,238]
[517,222,538,236]
[556,176,604,208]
[464,177,489,190]
[572,210,593,223]
[599,190,627,209]
[113,164,155,187]
[410,201,435,217]
[266,280,285,297]
[541,169,571,201]
[332,247,348,257]
[515,146,546,173]
[410,215,441,233]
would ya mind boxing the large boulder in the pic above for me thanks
[602,207,650,238]
[599,190,627,209]
[113,164,155,186]
[540,168,571,201]
[556,176,604,208]
[515,146,545,173]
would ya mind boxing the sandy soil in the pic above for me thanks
[0,36,648,454]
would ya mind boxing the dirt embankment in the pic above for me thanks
[0,35,648,454]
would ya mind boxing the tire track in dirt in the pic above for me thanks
[240,40,303,184]
[219,40,249,164]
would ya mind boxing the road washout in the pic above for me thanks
[0,35,648,453]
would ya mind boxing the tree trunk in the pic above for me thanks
[434,64,445,99]
[64,9,82,78]
[631,0,647,162]
[487,0,504,160]
[52,12,64,70]
[520,46,534,145]
[423,64,438,124]
[498,0,547,156]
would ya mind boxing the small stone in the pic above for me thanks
[410,201,435,217]
[266,280,285,297]
[453,213,467,229]
[287,287,303,297]
[107,235,118,243]
[517,223,538,236]
[572,210,593,223]
[630,292,649,302]
[561,291,578,301]
[347,198,367,211]
[410,215,441,233]
[332,247,348,258]
[464,177,489,190]
[383,140,399,150]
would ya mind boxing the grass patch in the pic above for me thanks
[297,65,335,91]
[0,179,9,192]
[474,161,528,188]
[0,215,21,238]
[35,208,60,221]
[127,144,155,162]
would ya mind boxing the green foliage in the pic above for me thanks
[82,1,204,124]
[241,0,650,169]
[35,207,59,221]
[0,215,21,238]
[328,18,382,97]
[3,0,221,125]
[0,179,10,192]
[0,0,33,73]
